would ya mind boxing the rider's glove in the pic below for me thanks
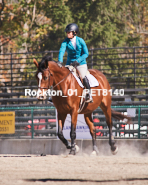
[57,61,63,68]
[71,61,80,67]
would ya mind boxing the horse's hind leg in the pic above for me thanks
[100,103,118,155]
[84,113,99,155]
[57,112,71,149]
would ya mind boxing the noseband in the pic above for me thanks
[38,67,72,90]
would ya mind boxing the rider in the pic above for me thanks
[48,23,93,103]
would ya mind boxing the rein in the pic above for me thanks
[51,71,72,90]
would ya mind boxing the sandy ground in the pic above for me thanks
[0,154,148,185]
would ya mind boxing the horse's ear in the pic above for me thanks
[45,60,49,69]
[33,58,39,68]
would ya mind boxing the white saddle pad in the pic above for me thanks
[65,65,99,88]
[72,73,99,88]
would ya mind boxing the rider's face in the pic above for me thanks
[67,31,74,39]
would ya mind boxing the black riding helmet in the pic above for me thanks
[65,23,79,36]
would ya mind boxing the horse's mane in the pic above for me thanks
[38,55,56,72]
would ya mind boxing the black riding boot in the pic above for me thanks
[83,76,93,103]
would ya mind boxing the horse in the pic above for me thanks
[33,55,131,155]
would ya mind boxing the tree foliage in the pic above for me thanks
[0,0,148,53]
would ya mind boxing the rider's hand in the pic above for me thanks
[57,61,63,68]
[71,61,80,67]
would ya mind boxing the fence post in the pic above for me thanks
[133,47,136,88]
[31,108,34,139]
[138,107,141,139]
[11,52,13,92]
[51,51,53,59]
[91,49,93,69]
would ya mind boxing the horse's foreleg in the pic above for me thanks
[57,112,71,149]
[58,125,71,149]
[84,113,99,155]
[69,111,78,155]
[69,124,76,155]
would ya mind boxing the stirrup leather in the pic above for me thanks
[85,91,93,103]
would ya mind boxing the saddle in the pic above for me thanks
[65,65,85,80]
[65,65,99,88]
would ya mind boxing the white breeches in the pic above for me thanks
[77,64,88,79]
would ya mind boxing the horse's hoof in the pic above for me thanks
[69,148,76,155]
[93,145,99,155]
[69,151,76,155]
[40,153,46,156]
[75,145,79,153]
[111,146,118,155]
[90,151,97,156]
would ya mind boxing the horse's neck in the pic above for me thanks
[49,63,70,90]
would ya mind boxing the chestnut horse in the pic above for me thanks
[33,56,130,155]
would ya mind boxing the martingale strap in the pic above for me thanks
[77,90,86,113]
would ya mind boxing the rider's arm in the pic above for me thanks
[76,38,89,63]
[58,40,67,63]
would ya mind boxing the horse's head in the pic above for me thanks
[33,56,53,100]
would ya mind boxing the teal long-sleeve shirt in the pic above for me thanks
[58,36,89,65]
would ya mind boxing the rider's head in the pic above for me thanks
[65,23,79,38]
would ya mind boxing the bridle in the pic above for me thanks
[38,67,72,90]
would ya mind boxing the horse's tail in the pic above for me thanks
[111,109,132,124]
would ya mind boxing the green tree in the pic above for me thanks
[0,0,147,52]
[66,0,141,48]
[0,0,73,52]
